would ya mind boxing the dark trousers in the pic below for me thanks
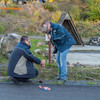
[13,70,38,82]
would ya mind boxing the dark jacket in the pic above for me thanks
[49,22,76,52]
[7,42,41,78]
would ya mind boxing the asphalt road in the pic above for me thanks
[0,84,100,100]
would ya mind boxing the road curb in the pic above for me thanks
[0,78,100,86]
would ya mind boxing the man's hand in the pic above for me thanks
[40,59,45,67]
[53,46,55,49]
[41,59,45,65]
[47,34,51,39]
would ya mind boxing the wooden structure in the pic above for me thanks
[57,12,84,45]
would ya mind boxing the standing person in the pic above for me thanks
[41,20,76,82]
[7,36,45,83]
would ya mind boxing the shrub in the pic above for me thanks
[0,23,6,34]
[0,10,7,17]
[86,0,100,21]
[51,11,61,23]
[43,1,58,11]
[55,0,64,2]
[70,5,81,21]
[6,9,14,14]
[75,21,100,37]
[33,11,39,21]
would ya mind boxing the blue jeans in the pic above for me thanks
[56,48,70,80]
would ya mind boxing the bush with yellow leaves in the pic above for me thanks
[51,11,61,23]
[0,0,13,5]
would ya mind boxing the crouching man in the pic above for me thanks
[7,36,45,83]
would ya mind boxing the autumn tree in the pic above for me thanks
[0,0,12,7]
[86,0,100,21]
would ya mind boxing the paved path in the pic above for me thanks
[0,35,44,39]
[68,45,100,65]
[0,84,100,100]
[67,51,100,65]
[71,45,100,51]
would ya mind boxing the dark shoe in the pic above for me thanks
[38,80,44,83]
[58,78,66,83]
[24,79,33,83]
[54,77,60,80]
[11,78,23,84]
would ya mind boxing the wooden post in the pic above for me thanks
[45,34,51,64]
[48,41,51,64]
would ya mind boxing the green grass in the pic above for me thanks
[30,39,48,61]
[67,67,100,81]
[0,53,8,64]
[0,66,7,76]
[0,22,6,34]
[50,81,64,84]
[35,63,59,80]
[29,38,59,80]
[88,82,98,85]
[30,39,47,52]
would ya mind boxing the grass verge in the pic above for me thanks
[0,53,8,64]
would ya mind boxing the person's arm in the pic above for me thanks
[23,49,41,64]
[24,48,45,67]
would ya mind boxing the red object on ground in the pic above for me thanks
[39,85,51,91]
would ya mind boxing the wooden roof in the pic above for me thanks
[57,11,84,45]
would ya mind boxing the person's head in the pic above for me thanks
[20,36,30,46]
[41,20,51,33]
